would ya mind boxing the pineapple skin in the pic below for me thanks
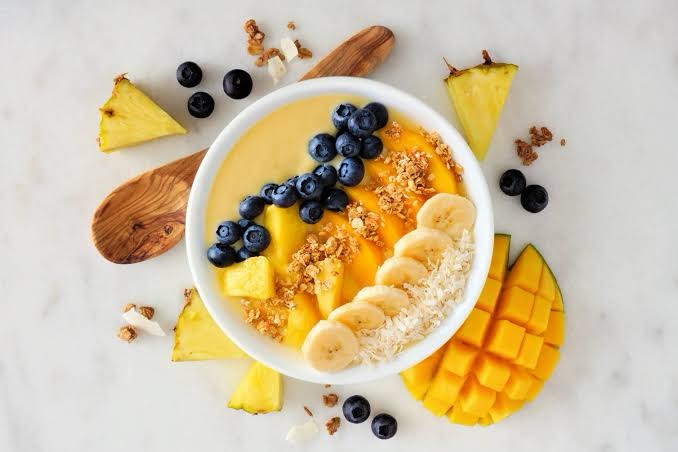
[98,75,186,152]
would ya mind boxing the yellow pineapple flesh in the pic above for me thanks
[227,361,283,414]
[98,75,186,152]
[444,51,517,161]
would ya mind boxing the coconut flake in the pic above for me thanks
[122,309,166,336]
[285,418,319,443]
[267,56,287,84]
[280,37,298,62]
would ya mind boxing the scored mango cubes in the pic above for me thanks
[401,236,565,426]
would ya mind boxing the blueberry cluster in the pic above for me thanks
[177,62,253,118]
[206,102,390,268]
[499,169,549,213]
[342,395,397,440]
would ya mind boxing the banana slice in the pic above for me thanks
[416,193,476,239]
[328,301,386,331]
[302,320,359,372]
[393,227,454,266]
[375,256,429,287]
[353,285,410,316]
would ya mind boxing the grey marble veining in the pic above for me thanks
[1,0,677,451]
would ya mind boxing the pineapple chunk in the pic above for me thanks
[314,258,345,318]
[283,293,321,349]
[172,288,245,361]
[444,51,517,160]
[98,75,186,152]
[222,256,275,300]
[262,205,309,275]
[227,361,283,414]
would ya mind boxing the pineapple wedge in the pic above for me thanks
[98,74,186,152]
[222,256,276,300]
[444,51,517,161]
[172,288,245,361]
[228,361,283,414]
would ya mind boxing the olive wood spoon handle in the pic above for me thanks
[91,25,395,264]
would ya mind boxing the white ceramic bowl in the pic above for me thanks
[186,77,493,384]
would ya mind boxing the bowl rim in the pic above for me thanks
[186,76,493,384]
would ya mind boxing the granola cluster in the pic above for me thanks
[255,47,285,67]
[347,202,383,246]
[244,19,265,55]
[515,125,556,165]
[288,224,358,294]
[294,39,313,59]
[241,296,289,342]
[421,128,464,181]
[392,150,435,196]
[375,183,409,220]
[325,417,341,435]
[383,121,402,140]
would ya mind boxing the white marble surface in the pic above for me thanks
[1,0,677,451]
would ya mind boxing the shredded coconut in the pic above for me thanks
[355,230,474,363]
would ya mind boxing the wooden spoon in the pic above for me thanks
[92,25,395,264]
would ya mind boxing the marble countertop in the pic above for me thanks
[1,0,677,451]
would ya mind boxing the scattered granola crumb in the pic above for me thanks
[384,121,402,140]
[421,128,456,171]
[244,19,266,56]
[294,39,313,59]
[122,303,136,313]
[117,325,137,342]
[288,223,358,294]
[515,139,539,166]
[325,417,340,435]
[394,151,434,196]
[324,384,331,388]
[323,393,339,408]
[560,138,566,146]
[256,47,285,67]
[139,306,155,320]
[287,21,296,30]
[530,126,553,147]
[347,202,383,246]
[303,405,313,417]
[375,183,408,221]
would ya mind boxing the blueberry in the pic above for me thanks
[187,92,214,118]
[342,395,371,424]
[332,103,358,131]
[360,135,383,159]
[235,246,258,262]
[215,220,242,245]
[337,157,365,187]
[499,169,526,196]
[313,164,338,188]
[238,195,265,219]
[323,188,349,212]
[271,184,298,207]
[521,185,549,213]
[242,224,271,253]
[308,133,337,163]
[223,69,253,99]
[237,218,255,231]
[371,414,397,439]
[295,173,324,200]
[260,183,278,204]
[347,109,377,138]
[176,62,203,88]
[364,102,389,129]
[206,243,236,268]
[299,200,324,224]
[335,132,362,158]
[285,175,299,188]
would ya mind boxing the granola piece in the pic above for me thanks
[244,19,265,55]
[117,325,137,342]
[347,202,383,246]
[139,306,155,320]
[294,39,313,59]
[393,151,434,196]
[375,183,408,220]
[515,139,539,166]
[421,128,455,170]
[323,393,339,408]
[383,121,402,140]
[303,405,313,416]
[325,417,341,435]
[560,138,566,146]
[122,303,136,313]
[529,126,553,147]
[255,47,285,67]
[287,21,296,30]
